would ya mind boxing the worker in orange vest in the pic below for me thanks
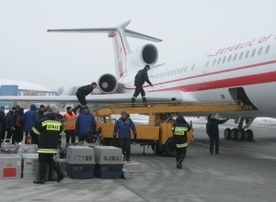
[63,106,77,144]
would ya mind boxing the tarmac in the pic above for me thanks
[1,121,276,202]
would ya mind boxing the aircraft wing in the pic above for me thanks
[0,91,188,104]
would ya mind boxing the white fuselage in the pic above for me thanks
[120,33,276,118]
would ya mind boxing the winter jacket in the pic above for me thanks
[206,118,227,136]
[76,109,96,136]
[63,111,76,131]
[113,117,137,139]
[76,84,94,96]
[0,111,6,132]
[172,122,191,148]
[23,104,38,131]
[12,109,24,131]
[32,112,63,154]
[6,110,14,130]
[134,69,152,86]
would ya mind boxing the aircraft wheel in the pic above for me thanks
[245,129,254,141]
[164,139,176,157]
[224,128,231,139]
[237,129,246,141]
[231,128,238,140]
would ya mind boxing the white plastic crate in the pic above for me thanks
[94,146,123,165]
[66,146,95,164]
[0,154,22,179]
[17,144,37,154]
[21,153,39,178]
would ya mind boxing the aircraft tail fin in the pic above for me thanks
[47,20,162,79]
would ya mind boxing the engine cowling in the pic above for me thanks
[97,74,118,93]
[129,44,158,66]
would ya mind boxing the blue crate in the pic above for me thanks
[66,163,94,179]
[95,164,123,179]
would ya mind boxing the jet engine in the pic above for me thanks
[129,44,159,66]
[97,74,118,93]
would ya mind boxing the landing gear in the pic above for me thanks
[245,129,254,141]
[224,128,231,139]
[224,128,254,141]
[223,117,254,141]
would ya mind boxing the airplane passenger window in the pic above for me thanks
[217,58,221,65]
[222,56,226,63]
[191,64,195,70]
[177,68,181,74]
[251,49,256,57]
[206,61,209,67]
[185,66,188,72]
[227,55,232,62]
[265,45,270,54]
[233,53,238,61]
[181,67,184,73]
[212,59,216,66]
[245,50,250,58]
[239,52,243,60]
[258,47,263,55]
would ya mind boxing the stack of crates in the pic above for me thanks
[66,146,95,179]
[0,154,22,179]
[94,146,124,179]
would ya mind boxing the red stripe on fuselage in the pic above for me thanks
[153,71,276,92]
[124,60,276,92]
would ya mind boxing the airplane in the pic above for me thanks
[1,20,276,142]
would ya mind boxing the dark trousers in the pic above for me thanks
[38,153,62,181]
[119,138,131,161]
[5,129,13,143]
[65,130,76,144]
[79,135,91,143]
[0,129,5,143]
[133,85,146,98]
[176,147,187,163]
[13,129,23,144]
[209,134,219,153]
[76,91,87,106]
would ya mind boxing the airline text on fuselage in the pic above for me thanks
[214,34,274,56]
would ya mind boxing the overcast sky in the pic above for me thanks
[1,0,276,91]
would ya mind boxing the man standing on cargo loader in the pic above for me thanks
[206,114,228,154]
[131,64,153,103]
[113,111,137,161]
[32,107,65,184]
[172,116,191,169]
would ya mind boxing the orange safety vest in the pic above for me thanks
[63,112,76,131]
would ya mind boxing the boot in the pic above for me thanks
[176,160,182,169]
[142,97,147,103]
[131,97,136,103]
[57,172,65,183]
[33,179,45,184]
[72,105,81,114]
